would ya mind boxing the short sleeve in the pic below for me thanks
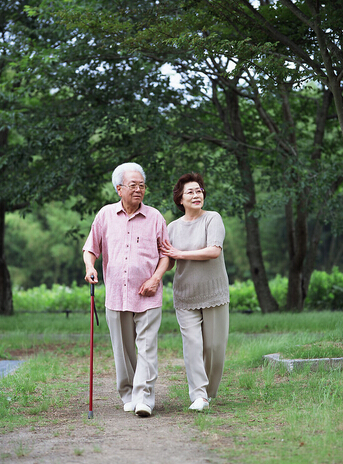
[157,216,169,258]
[82,212,103,259]
[206,212,225,248]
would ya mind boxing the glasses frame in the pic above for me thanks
[119,183,147,191]
[182,188,204,197]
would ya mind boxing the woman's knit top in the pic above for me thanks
[167,211,230,310]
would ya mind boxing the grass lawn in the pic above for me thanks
[1,309,343,463]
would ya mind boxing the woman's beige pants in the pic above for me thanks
[176,303,229,402]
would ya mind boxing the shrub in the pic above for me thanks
[269,275,288,310]
[11,268,343,314]
[162,283,174,311]
[305,267,343,311]
[229,276,287,312]
[229,280,260,312]
[13,282,106,313]
[13,282,173,313]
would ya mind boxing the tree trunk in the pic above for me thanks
[285,196,308,312]
[0,124,13,316]
[303,213,323,294]
[285,88,333,311]
[244,203,279,313]
[228,86,279,313]
[0,200,13,316]
[326,235,343,271]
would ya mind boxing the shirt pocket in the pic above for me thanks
[135,236,159,260]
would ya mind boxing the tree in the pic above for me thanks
[0,0,176,314]
[2,0,343,315]
[6,201,94,289]
[197,0,343,310]
[209,0,343,135]
[60,0,343,312]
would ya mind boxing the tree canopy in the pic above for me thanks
[1,0,343,314]
[58,0,343,311]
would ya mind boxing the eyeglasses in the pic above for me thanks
[120,183,147,191]
[183,188,204,196]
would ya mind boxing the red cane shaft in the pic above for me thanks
[88,292,95,418]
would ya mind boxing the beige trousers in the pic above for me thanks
[106,307,162,410]
[176,303,229,402]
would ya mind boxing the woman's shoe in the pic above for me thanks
[123,401,135,412]
[189,398,209,412]
[135,403,152,417]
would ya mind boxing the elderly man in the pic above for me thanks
[83,162,169,417]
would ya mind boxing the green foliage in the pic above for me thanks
[10,269,343,315]
[6,201,94,288]
[12,282,175,314]
[306,267,343,311]
[13,282,105,314]
[2,0,343,319]
[229,275,288,312]
[229,281,260,312]
[162,283,174,311]
[269,275,288,309]
[229,269,343,312]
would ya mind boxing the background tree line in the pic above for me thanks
[1,0,343,315]
[5,198,343,291]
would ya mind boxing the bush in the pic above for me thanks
[229,269,343,312]
[11,268,343,314]
[162,283,174,311]
[229,281,260,312]
[305,267,343,310]
[13,282,173,313]
[13,282,106,313]
[229,275,287,312]
[269,275,288,310]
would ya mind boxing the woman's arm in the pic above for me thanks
[160,240,221,261]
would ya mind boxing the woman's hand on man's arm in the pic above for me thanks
[159,240,221,261]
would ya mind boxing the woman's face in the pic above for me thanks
[180,181,204,213]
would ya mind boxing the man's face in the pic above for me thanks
[117,171,145,210]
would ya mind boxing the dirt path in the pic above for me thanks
[1,360,229,464]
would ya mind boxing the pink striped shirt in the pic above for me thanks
[83,201,169,312]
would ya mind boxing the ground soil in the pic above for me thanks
[0,358,229,464]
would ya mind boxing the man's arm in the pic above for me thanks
[138,257,169,297]
[83,251,98,284]
[167,257,175,271]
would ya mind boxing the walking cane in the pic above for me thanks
[88,275,99,419]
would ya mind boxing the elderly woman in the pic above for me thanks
[160,173,230,412]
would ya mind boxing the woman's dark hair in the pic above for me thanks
[173,172,207,213]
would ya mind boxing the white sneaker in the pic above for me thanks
[123,402,135,412]
[189,398,209,412]
[135,403,152,417]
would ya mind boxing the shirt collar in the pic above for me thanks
[116,200,147,218]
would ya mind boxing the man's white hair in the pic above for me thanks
[112,162,146,193]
